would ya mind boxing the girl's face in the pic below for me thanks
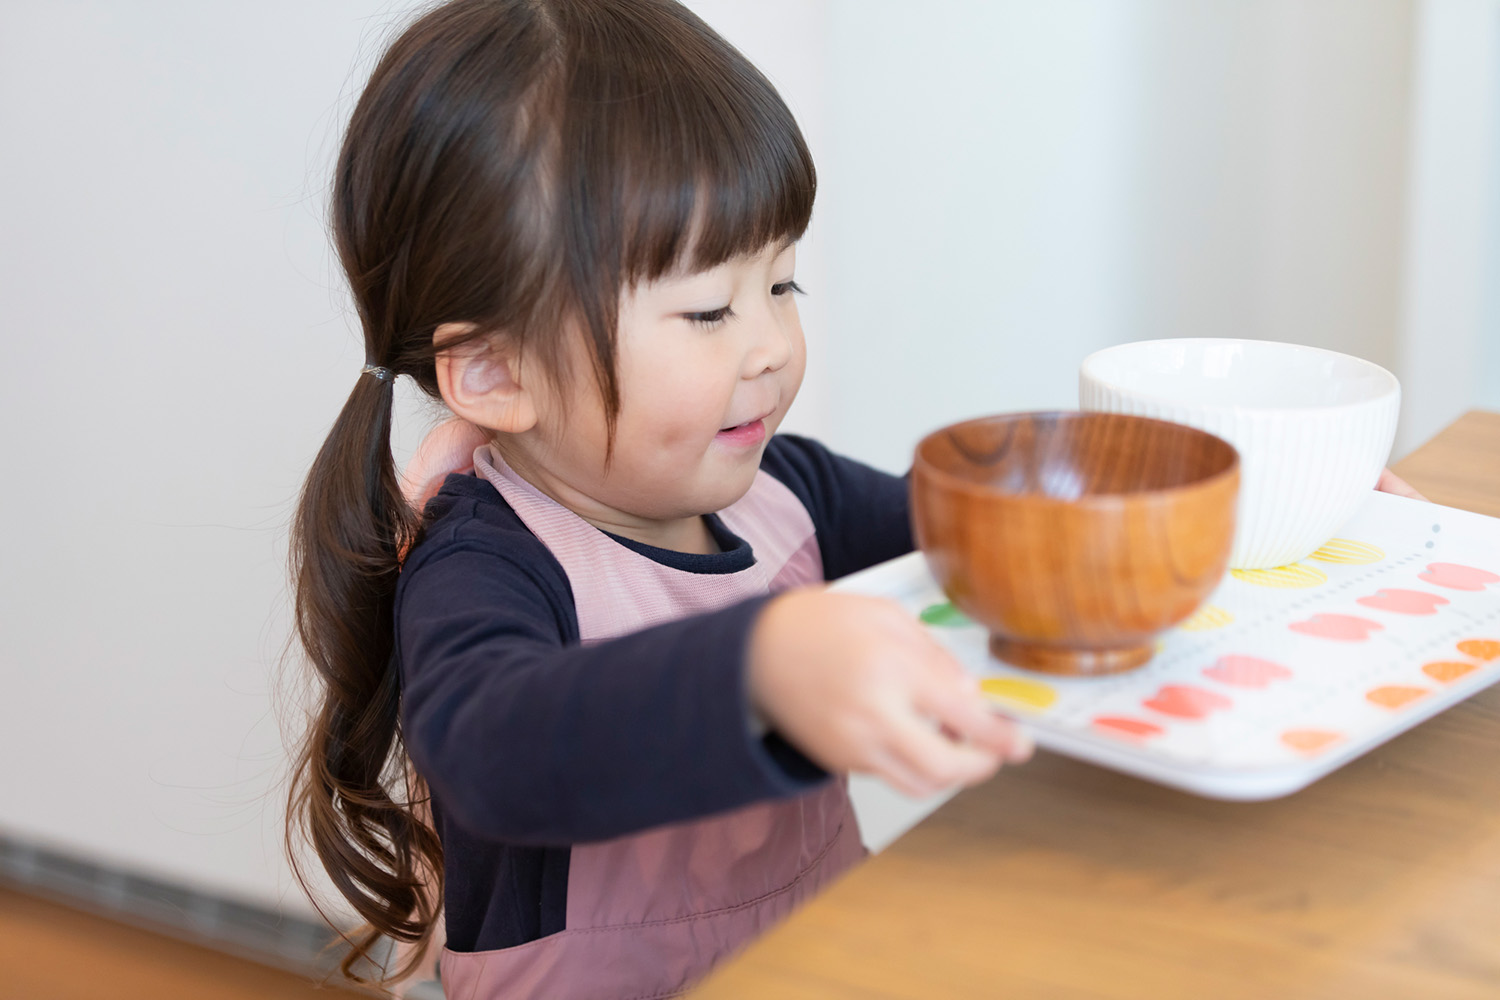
[501,240,806,551]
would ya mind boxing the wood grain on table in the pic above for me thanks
[694,411,1500,1000]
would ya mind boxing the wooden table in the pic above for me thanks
[695,411,1500,1000]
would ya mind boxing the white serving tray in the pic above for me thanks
[831,492,1500,800]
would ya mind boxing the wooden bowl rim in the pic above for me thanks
[912,410,1240,506]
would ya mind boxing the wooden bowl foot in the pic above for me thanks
[989,636,1154,676]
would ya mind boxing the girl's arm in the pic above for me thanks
[397,501,824,845]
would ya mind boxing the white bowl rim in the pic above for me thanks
[1080,337,1400,415]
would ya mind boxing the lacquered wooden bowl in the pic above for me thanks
[911,411,1240,675]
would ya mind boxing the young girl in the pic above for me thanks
[287,1,1031,996]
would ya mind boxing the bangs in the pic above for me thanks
[554,0,816,286]
[611,62,817,280]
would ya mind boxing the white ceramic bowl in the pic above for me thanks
[1079,338,1400,569]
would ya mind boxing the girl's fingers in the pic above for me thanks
[1376,468,1428,501]
[864,745,941,799]
[885,713,1004,791]
[916,678,1023,758]
[915,667,1037,763]
[1007,726,1036,763]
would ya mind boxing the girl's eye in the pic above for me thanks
[685,305,734,327]
[684,281,802,326]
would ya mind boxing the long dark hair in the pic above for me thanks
[287,0,815,985]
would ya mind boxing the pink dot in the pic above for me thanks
[1093,716,1164,740]
[1289,614,1384,641]
[1202,655,1293,688]
[1355,589,1449,615]
[1143,684,1234,720]
[1419,563,1500,591]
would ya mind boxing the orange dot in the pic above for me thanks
[1457,639,1500,662]
[1423,661,1478,683]
[1281,729,1342,755]
[1366,685,1430,709]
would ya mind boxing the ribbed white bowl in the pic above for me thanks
[1080,339,1400,569]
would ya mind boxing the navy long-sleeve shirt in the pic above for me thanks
[394,434,912,951]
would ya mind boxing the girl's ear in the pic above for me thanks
[433,323,538,434]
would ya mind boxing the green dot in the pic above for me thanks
[920,602,971,627]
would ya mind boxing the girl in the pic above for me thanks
[287,1,1031,996]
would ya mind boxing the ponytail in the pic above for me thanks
[287,369,443,986]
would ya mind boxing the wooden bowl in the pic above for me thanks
[911,411,1240,675]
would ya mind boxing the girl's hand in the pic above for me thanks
[402,418,489,509]
[747,589,1033,798]
[1376,468,1428,501]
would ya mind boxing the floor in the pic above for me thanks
[0,886,367,1000]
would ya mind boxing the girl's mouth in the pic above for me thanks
[716,418,767,448]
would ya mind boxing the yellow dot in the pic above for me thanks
[980,677,1058,712]
[1180,604,1234,632]
[1231,564,1329,589]
[1307,538,1385,565]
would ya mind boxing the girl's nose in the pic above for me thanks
[743,315,794,378]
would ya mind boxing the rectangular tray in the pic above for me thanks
[831,492,1500,800]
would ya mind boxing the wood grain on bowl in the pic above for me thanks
[911,411,1239,675]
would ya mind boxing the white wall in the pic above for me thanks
[1398,0,1500,450]
[1130,1,1414,387]
[818,0,1419,473]
[2,1,380,917]
[818,1,1140,472]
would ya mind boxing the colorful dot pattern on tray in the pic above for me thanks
[832,496,1500,796]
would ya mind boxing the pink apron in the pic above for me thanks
[436,444,865,999]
